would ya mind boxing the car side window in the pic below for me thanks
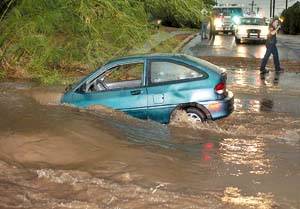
[85,62,144,92]
[102,63,144,90]
[150,61,204,84]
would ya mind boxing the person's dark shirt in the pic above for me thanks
[267,24,277,45]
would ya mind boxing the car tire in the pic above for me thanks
[185,107,206,122]
[235,37,241,44]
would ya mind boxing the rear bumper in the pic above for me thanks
[202,91,234,120]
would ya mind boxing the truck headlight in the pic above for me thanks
[232,16,240,25]
[214,18,223,27]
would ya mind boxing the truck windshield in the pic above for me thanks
[240,18,265,25]
[213,8,243,16]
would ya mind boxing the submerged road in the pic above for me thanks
[0,33,299,209]
[182,34,300,61]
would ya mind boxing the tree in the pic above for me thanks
[281,1,300,35]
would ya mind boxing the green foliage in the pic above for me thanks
[0,0,214,84]
[281,2,300,35]
[143,0,214,27]
[0,70,6,80]
[150,36,181,53]
[0,0,17,21]
[0,0,150,84]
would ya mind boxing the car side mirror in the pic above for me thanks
[75,83,87,93]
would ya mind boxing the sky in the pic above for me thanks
[217,0,299,17]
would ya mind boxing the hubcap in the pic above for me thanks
[187,113,202,122]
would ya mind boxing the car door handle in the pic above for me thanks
[130,90,141,95]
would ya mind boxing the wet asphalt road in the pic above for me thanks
[182,33,300,61]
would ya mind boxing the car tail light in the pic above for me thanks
[215,82,226,95]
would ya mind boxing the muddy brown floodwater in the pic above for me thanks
[0,68,299,209]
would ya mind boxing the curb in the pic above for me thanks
[172,33,198,53]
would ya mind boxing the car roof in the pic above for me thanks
[105,53,223,74]
[106,53,191,64]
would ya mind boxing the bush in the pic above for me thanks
[281,2,300,35]
[0,0,150,83]
[143,0,214,28]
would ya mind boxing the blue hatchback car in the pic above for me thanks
[61,54,234,123]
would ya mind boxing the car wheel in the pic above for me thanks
[186,107,206,122]
[235,37,241,44]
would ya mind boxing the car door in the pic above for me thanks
[71,60,148,119]
[146,59,208,123]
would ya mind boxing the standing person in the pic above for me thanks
[201,17,208,39]
[209,11,216,40]
[260,18,284,74]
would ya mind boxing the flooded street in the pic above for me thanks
[0,69,300,208]
[182,34,300,61]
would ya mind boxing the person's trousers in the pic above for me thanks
[201,23,208,39]
[260,43,281,71]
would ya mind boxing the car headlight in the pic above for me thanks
[214,18,223,27]
[232,16,240,25]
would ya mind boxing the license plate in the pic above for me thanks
[250,33,257,36]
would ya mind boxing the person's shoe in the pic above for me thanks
[260,73,266,80]
[260,69,269,74]
[276,68,284,73]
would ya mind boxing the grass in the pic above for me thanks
[0,0,150,84]
[0,0,212,85]
[151,36,183,53]
[0,69,6,80]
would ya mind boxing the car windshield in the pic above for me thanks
[240,18,265,25]
[213,7,243,16]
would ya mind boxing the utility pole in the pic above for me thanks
[285,0,288,9]
[272,0,275,18]
[249,0,257,13]
[270,0,273,18]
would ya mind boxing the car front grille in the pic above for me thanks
[247,29,261,33]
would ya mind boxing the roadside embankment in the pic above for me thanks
[0,0,209,85]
